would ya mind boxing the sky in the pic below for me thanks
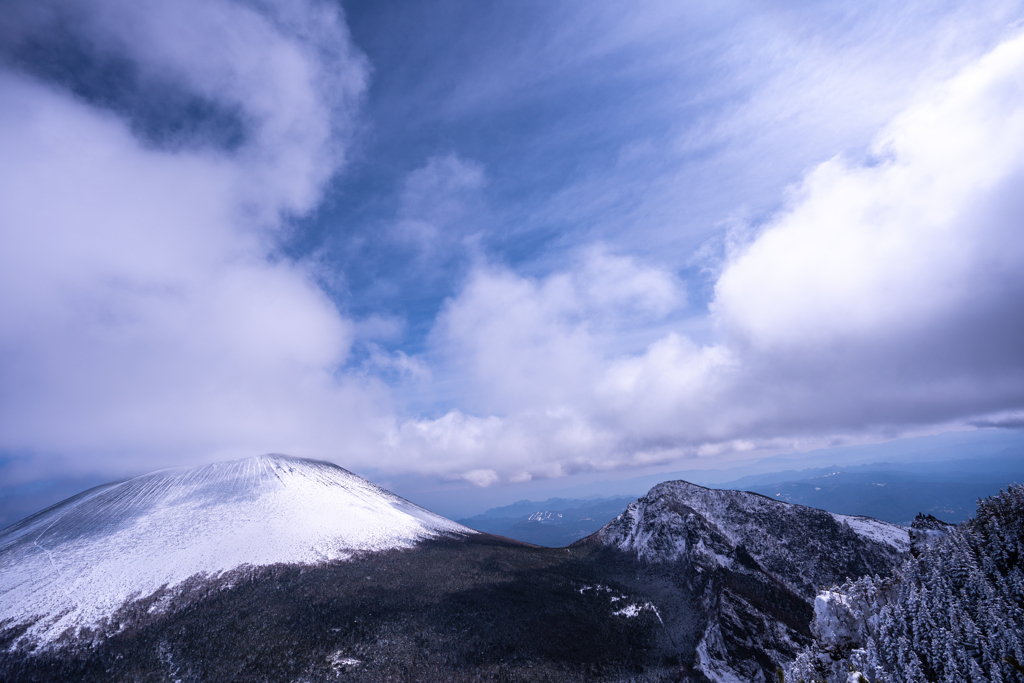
[2,0,1024,518]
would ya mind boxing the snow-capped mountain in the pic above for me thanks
[0,454,472,647]
[1,469,921,683]
[579,480,910,682]
[589,480,909,597]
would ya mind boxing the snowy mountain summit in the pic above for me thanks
[589,479,909,598]
[0,454,472,647]
[580,480,911,682]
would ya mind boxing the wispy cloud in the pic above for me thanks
[391,30,1024,484]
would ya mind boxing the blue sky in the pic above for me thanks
[2,0,1024,515]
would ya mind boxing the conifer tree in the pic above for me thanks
[787,485,1024,683]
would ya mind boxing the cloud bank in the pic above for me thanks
[0,0,380,479]
[394,30,1024,485]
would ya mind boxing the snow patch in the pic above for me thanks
[612,601,663,623]
[831,514,910,553]
[814,591,859,647]
[328,652,362,671]
[695,622,749,683]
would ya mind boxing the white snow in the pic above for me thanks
[0,454,473,647]
[612,601,663,623]
[612,604,643,617]
[830,513,910,553]
[695,622,750,683]
[813,591,858,646]
[327,652,362,670]
[527,511,563,522]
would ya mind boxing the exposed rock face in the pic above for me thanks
[581,481,910,683]
[908,512,953,556]
[591,481,908,598]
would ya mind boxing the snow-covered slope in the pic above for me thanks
[0,454,472,647]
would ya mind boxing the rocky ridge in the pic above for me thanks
[581,480,910,682]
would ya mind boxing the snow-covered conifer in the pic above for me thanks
[787,485,1024,683]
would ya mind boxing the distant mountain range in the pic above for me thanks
[711,450,1024,526]
[735,472,1001,525]
[456,497,634,546]
[454,450,1024,546]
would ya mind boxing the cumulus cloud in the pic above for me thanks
[388,248,686,484]
[428,247,684,413]
[393,30,1024,485]
[0,0,379,480]
[713,32,1024,424]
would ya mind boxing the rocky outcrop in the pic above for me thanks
[580,480,910,682]
[908,512,953,556]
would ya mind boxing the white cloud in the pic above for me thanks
[427,248,684,414]
[393,29,1024,485]
[391,153,486,256]
[400,154,485,225]
[384,249,685,482]
[364,344,432,382]
[716,30,1024,362]
[0,0,378,479]
[575,246,683,321]
[475,0,1024,265]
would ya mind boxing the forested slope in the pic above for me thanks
[787,485,1024,683]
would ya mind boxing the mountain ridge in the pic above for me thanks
[1,459,922,682]
[576,479,910,682]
